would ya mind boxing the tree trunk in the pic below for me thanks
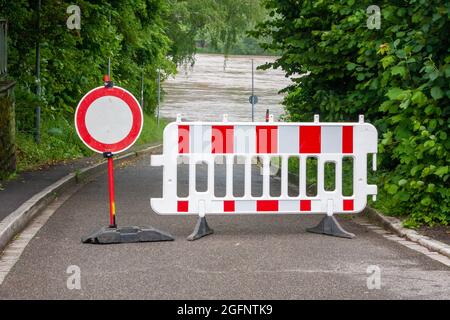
[0,80,16,178]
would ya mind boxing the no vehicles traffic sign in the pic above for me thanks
[77,81,173,244]
[75,86,143,154]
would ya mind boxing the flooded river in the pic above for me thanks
[160,53,292,122]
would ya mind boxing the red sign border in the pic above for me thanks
[75,86,143,154]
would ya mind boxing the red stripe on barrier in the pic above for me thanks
[343,199,354,211]
[300,200,311,211]
[257,200,278,211]
[224,200,235,212]
[212,126,234,153]
[177,200,189,212]
[178,125,190,153]
[299,126,321,153]
[256,126,278,153]
[342,126,353,153]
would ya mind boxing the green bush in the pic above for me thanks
[1,0,176,120]
[253,0,450,227]
[1,1,172,173]
[15,116,91,171]
[15,113,165,172]
[135,113,167,146]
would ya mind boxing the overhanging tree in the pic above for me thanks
[253,0,450,227]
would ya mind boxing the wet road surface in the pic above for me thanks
[1,154,449,299]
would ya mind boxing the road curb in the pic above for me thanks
[238,163,450,258]
[363,207,450,259]
[0,144,162,252]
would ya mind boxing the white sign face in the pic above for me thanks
[75,86,143,154]
[85,96,134,144]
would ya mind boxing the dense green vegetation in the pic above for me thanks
[15,117,89,172]
[197,0,266,56]
[254,0,449,227]
[1,0,268,126]
[0,0,268,173]
[15,114,165,172]
[2,0,175,118]
[167,0,269,59]
[1,0,176,172]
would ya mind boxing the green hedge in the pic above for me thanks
[253,0,450,227]
[1,0,176,122]
[15,113,165,172]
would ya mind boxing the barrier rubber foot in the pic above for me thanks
[307,215,355,239]
[82,226,174,244]
[187,216,214,241]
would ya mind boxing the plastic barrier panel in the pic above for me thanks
[151,115,377,220]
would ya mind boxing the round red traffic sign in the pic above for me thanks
[75,86,143,154]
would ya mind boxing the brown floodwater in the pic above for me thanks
[160,53,292,122]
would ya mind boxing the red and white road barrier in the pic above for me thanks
[151,114,377,220]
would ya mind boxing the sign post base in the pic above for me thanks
[307,215,355,239]
[187,216,214,241]
[82,226,174,244]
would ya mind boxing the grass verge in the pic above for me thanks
[14,113,166,173]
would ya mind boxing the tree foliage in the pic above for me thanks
[207,0,265,56]
[1,0,175,124]
[165,0,266,59]
[0,0,268,129]
[253,0,450,227]
[164,0,219,64]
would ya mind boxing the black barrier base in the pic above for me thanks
[187,216,214,241]
[307,215,355,239]
[82,226,174,244]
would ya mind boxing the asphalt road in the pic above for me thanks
[0,154,449,299]
[0,156,102,221]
